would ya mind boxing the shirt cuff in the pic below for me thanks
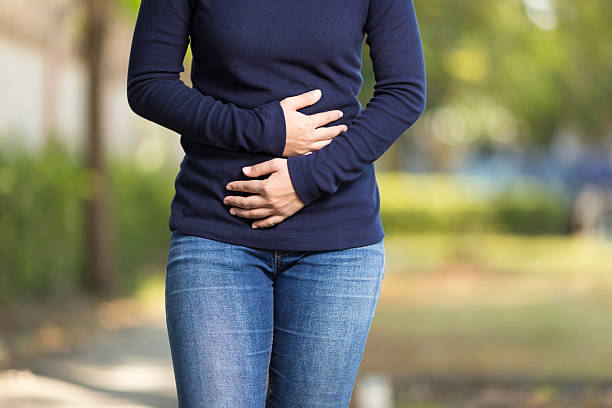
[255,100,286,157]
[287,154,321,206]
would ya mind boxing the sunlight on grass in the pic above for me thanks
[134,268,165,304]
[384,233,612,275]
[363,233,612,382]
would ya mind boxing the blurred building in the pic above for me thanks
[0,0,183,167]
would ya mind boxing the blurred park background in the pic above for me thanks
[1,0,612,407]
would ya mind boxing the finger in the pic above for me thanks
[283,89,322,111]
[226,179,266,194]
[307,139,333,152]
[230,206,276,219]
[243,158,281,177]
[223,194,268,209]
[312,124,348,141]
[252,214,286,229]
[308,109,344,128]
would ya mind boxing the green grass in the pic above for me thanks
[369,298,612,379]
[383,232,612,275]
[357,233,612,404]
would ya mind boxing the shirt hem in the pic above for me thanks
[168,214,385,251]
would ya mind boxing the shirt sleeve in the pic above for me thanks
[286,0,426,205]
[126,0,286,156]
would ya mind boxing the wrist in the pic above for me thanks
[286,154,320,206]
[254,100,286,156]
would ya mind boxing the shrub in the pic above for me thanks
[378,172,570,235]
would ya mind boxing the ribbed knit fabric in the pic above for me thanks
[127,0,426,251]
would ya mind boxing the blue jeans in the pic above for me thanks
[164,230,385,407]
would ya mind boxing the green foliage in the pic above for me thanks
[0,138,174,304]
[0,140,573,303]
[0,139,85,303]
[114,0,140,19]
[489,183,570,234]
[413,0,612,144]
[378,172,570,235]
[106,156,175,293]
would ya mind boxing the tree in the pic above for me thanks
[82,0,115,297]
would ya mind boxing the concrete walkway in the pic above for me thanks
[0,323,178,408]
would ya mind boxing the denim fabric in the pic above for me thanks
[165,230,385,407]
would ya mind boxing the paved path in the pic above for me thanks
[0,322,178,408]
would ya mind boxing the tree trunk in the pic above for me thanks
[83,0,115,298]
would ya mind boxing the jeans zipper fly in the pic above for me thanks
[273,250,284,278]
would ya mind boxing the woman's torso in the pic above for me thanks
[169,0,386,251]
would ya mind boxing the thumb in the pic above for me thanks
[243,160,279,177]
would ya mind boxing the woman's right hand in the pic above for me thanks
[279,89,348,156]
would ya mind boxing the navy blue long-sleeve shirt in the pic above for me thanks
[127,0,426,251]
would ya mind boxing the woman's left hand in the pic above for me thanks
[223,158,305,229]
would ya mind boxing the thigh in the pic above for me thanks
[165,230,274,408]
[266,239,386,408]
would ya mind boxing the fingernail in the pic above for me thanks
[226,184,232,190]
[252,224,258,229]
[338,110,343,117]
[312,89,321,97]
[242,166,250,173]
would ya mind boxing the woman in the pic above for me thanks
[127,0,426,406]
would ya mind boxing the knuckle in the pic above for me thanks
[270,202,282,213]
[239,197,250,208]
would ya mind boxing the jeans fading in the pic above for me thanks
[165,230,385,408]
